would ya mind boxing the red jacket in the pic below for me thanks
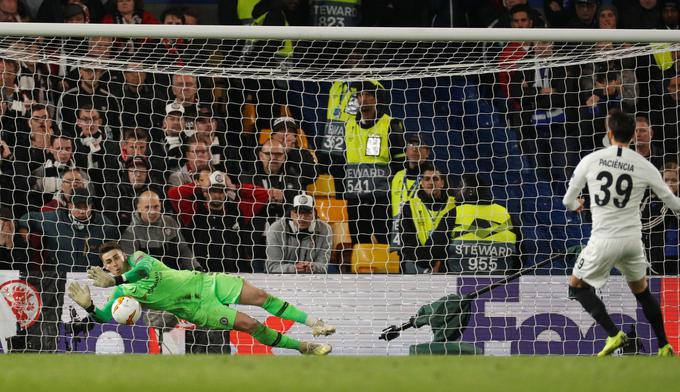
[498,42,529,105]
[167,183,270,226]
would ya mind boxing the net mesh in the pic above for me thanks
[0,28,678,355]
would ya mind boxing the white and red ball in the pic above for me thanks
[111,296,142,325]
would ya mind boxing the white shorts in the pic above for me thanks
[573,236,649,289]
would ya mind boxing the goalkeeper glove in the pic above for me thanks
[67,282,93,311]
[87,266,116,288]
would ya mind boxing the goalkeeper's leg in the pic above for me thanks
[236,280,336,337]
[233,312,331,355]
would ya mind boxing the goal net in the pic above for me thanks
[0,24,678,355]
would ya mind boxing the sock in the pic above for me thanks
[250,324,301,351]
[304,316,318,328]
[570,285,619,337]
[634,288,669,348]
[262,295,308,324]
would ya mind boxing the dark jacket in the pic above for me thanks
[17,208,116,272]
[641,190,680,275]
[120,212,200,271]
[400,190,456,271]
[56,83,122,138]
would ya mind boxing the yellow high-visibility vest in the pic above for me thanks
[410,196,456,245]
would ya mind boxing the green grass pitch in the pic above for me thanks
[1,355,679,391]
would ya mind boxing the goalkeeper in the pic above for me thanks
[67,241,335,355]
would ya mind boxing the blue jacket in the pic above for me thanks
[18,208,117,272]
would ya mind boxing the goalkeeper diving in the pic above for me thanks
[67,241,335,355]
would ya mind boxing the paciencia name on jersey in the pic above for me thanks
[599,159,634,172]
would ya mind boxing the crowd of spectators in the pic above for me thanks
[0,0,678,277]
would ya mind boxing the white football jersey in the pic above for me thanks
[563,146,680,239]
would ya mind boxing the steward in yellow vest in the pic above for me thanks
[390,133,432,218]
[429,174,520,274]
[399,165,456,273]
[343,81,405,244]
[250,0,306,57]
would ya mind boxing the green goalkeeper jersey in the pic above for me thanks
[91,251,206,324]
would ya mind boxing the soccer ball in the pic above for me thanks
[111,296,142,325]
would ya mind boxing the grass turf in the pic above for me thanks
[1,355,678,392]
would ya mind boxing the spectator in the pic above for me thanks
[194,104,238,174]
[11,104,54,214]
[159,7,188,66]
[642,161,680,275]
[266,193,332,274]
[509,41,579,184]
[31,135,76,201]
[650,74,680,158]
[488,0,545,28]
[149,101,188,176]
[399,165,456,274]
[567,0,598,28]
[270,116,318,188]
[544,0,572,28]
[168,135,213,186]
[100,126,163,186]
[102,0,159,24]
[72,105,108,187]
[111,62,160,130]
[56,63,122,138]
[169,74,200,121]
[430,173,520,274]
[581,5,638,108]
[239,139,302,266]
[13,41,52,112]
[62,3,90,23]
[37,1,105,23]
[41,167,90,212]
[343,81,405,244]
[17,187,116,272]
[181,6,199,25]
[0,58,25,126]
[0,138,14,211]
[101,0,160,56]
[0,0,26,22]
[102,156,160,232]
[497,5,535,104]
[634,115,664,168]
[660,0,679,29]
[579,70,625,154]
[161,5,185,24]
[0,207,29,271]
[621,0,661,29]
[175,170,242,272]
[120,190,201,271]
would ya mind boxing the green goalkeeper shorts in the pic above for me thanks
[196,273,245,330]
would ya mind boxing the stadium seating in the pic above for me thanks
[350,244,400,274]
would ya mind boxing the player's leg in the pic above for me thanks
[232,311,331,355]
[627,277,673,356]
[569,276,621,338]
[618,240,674,356]
[570,276,627,357]
[237,280,336,337]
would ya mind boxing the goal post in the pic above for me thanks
[0,24,678,355]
